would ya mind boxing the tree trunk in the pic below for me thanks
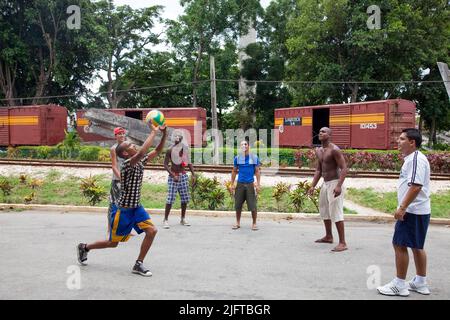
[106,55,115,109]
[432,116,437,146]
[32,10,58,105]
[0,61,17,106]
[428,116,436,148]
[192,39,204,108]
[349,84,358,102]
[32,48,48,105]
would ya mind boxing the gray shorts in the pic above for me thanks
[234,182,257,212]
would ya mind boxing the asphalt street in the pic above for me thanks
[0,210,449,300]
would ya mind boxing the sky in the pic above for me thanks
[113,0,273,20]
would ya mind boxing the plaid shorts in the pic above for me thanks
[167,173,190,205]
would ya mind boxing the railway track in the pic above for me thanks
[1,158,449,181]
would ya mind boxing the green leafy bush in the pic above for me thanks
[272,182,291,211]
[80,176,107,206]
[190,175,225,210]
[78,146,102,161]
[0,177,13,199]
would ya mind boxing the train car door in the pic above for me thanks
[125,110,142,120]
[312,108,330,146]
[329,105,351,148]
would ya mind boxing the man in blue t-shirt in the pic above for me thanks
[231,140,261,231]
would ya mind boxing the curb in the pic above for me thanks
[1,203,449,226]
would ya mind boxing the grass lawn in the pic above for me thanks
[347,188,450,219]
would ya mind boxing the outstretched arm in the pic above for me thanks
[130,125,160,166]
[147,126,168,161]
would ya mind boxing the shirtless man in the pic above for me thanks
[162,131,196,229]
[307,127,348,252]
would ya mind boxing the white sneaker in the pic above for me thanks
[163,220,170,229]
[408,279,431,295]
[377,280,410,297]
[180,219,191,226]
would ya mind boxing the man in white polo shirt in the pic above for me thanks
[377,128,431,297]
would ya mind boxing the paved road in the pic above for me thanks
[0,210,449,300]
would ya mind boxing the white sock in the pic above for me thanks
[394,277,407,288]
[414,275,427,285]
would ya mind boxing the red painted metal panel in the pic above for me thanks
[1,105,67,146]
[0,108,10,146]
[274,107,312,147]
[350,102,387,149]
[329,105,351,148]
[44,105,67,145]
[9,107,41,145]
[387,100,416,149]
[275,99,416,150]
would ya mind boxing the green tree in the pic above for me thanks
[96,1,162,109]
[403,66,450,147]
[0,0,105,109]
[167,0,261,108]
[286,0,450,105]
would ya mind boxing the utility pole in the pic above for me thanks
[437,62,450,101]
[210,55,219,164]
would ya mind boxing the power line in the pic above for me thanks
[1,78,448,103]
[0,80,209,102]
[216,79,450,84]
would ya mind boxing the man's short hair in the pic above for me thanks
[402,128,422,148]
[116,142,129,159]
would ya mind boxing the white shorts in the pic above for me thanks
[319,179,345,223]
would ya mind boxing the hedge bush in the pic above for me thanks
[2,145,449,173]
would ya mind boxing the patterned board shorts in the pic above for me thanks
[107,180,121,233]
[167,173,190,205]
[109,179,121,205]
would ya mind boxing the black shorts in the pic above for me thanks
[393,213,430,249]
[234,182,257,212]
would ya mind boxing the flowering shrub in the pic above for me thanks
[293,149,449,173]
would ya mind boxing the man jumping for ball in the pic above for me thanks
[77,124,167,276]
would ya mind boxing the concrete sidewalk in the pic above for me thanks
[0,209,449,300]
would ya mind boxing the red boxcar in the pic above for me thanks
[0,105,67,146]
[274,99,416,150]
[76,107,207,147]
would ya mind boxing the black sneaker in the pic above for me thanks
[77,243,88,266]
[132,261,152,277]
